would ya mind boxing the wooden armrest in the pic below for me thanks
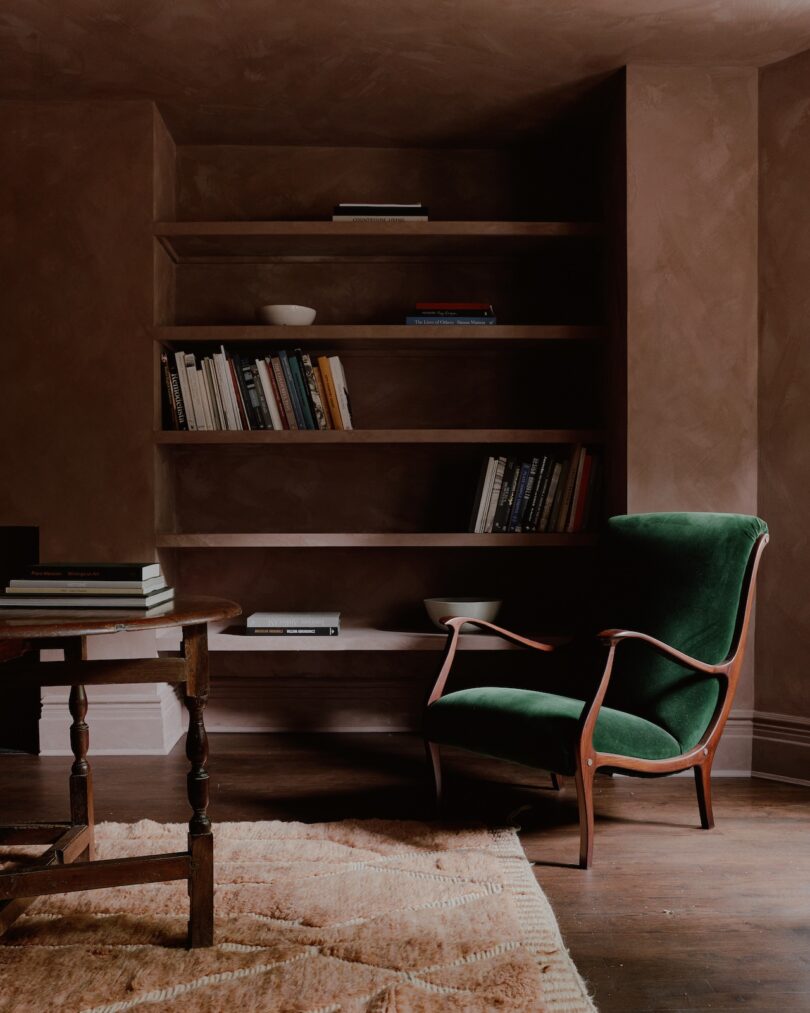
[597,628,730,676]
[427,617,554,706]
[439,616,556,653]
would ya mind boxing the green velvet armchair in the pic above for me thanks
[423,512,769,868]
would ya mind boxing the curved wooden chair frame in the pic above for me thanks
[425,532,769,868]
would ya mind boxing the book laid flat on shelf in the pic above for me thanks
[246,611,341,636]
[406,302,497,325]
[162,346,353,431]
[332,203,428,222]
[468,449,601,534]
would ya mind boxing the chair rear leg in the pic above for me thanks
[694,760,715,829]
[425,740,442,816]
[550,772,565,791]
[575,762,595,869]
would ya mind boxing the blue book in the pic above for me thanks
[405,316,497,325]
[507,463,531,532]
[277,350,306,429]
[288,353,316,429]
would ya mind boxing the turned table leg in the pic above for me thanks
[66,638,94,861]
[183,622,213,948]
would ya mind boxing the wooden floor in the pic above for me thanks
[2,733,809,1012]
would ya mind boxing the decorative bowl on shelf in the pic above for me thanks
[423,597,502,633]
[257,304,317,325]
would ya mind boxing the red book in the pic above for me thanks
[570,452,593,532]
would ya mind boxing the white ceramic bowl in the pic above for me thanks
[257,304,317,326]
[423,597,503,633]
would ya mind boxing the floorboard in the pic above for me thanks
[1,733,809,1011]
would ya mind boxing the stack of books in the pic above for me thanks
[1,562,175,610]
[332,203,428,222]
[406,302,497,326]
[245,611,340,636]
[162,347,353,431]
[469,448,600,534]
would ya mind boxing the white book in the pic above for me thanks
[174,351,197,430]
[246,611,340,628]
[8,578,167,594]
[10,576,165,590]
[214,350,239,430]
[328,356,353,429]
[0,588,175,609]
[256,358,283,430]
[182,354,204,430]
[194,361,215,431]
[473,458,497,534]
[482,457,507,533]
[332,215,428,222]
[203,357,224,430]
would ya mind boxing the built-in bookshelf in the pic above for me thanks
[151,115,625,730]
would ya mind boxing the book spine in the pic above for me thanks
[332,215,428,222]
[537,461,562,532]
[174,351,197,431]
[214,349,239,429]
[182,353,203,430]
[312,366,333,429]
[328,356,353,429]
[525,455,551,531]
[507,462,531,532]
[482,457,506,533]
[249,361,274,429]
[491,459,517,533]
[289,352,316,429]
[244,627,339,636]
[317,356,344,431]
[514,456,540,532]
[22,565,157,580]
[204,357,225,430]
[278,350,306,429]
[300,351,329,430]
[545,460,569,532]
[161,352,181,430]
[256,359,284,430]
[569,451,593,533]
[469,457,495,533]
[226,356,251,429]
[405,316,497,325]
[555,448,582,532]
[234,353,265,429]
[269,356,296,429]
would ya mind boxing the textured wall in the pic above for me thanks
[757,49,810,774]
[0,101,157,560]
[625,66,759,729]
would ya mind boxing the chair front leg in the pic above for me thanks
[425,741,442,816]
[694,753,715,829]
[574,757,595,869]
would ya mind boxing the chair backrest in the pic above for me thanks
[603,512,767,751]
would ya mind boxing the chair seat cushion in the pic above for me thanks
[425,687,682,776]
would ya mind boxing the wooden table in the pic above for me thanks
[0,595,241,947]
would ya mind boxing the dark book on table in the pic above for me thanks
[20,563,162,581]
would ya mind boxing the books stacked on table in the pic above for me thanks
[1,563,175,609]
[332,203,428,222]
[245,612,340,636]
[405,302,497,326]
[469,448,600,534]
[162,347,353,431]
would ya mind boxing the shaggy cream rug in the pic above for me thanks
[0,820,594,1012]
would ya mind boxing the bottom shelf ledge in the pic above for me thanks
[156,622,568,652]
[155,532,598,548]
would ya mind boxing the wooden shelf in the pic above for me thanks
[154,220,602,261]
[156,324,603,349]
[156,532,598,548]
[155,428,604,446]
[155,621,568,653]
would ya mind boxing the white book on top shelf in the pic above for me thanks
[328,356,353,430]
[173,351,197,430]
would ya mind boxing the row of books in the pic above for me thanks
[405,302,497,326]
[162,347,353,432]
[332,202,428,222]
[1,562,174,610]
[245,611,340,636]
[469,447,600,534]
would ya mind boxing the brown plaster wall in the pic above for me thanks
[0,101,157,560]
[757,49,810,763]
[625,66,759,726]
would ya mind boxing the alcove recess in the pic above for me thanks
[151,82,627,732]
